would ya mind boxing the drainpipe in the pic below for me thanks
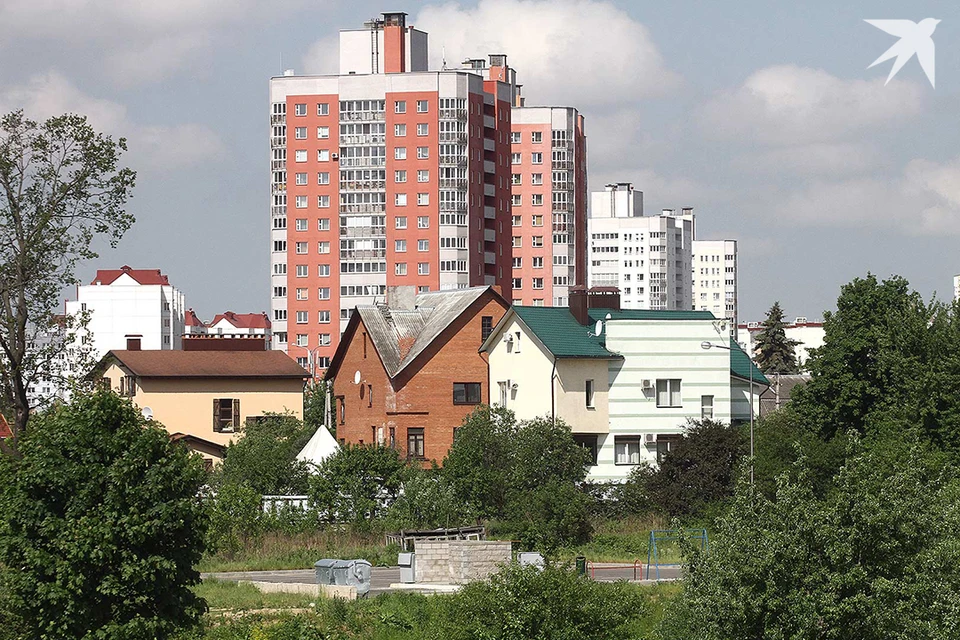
[550,357,557,425]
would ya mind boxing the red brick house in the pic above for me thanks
[324,285,508,464]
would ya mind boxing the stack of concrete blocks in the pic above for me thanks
[414,540,513,583]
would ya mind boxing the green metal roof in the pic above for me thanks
[513,306,618,358]
[730,342,770,386]
[587,309,717,321]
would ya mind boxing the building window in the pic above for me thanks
[296,333,308,347]
[418,239,429,252]
[512,236,521,248]
[531,131,543,143]
[573,434,598,465]
[417,216,429,228]
[317,102,329,116]
[395,123,407,137]
[296,311,308,324]
[295,126,307,139]
[395,262,407,276]
[318,172,330,185]
[532,236,543,247]
[296,264,308,277]
[318,264,330,276]
[481,316,493,341]
[417,123,429,136]
[417,169,429,182]
[213,398,240,433]
[295,172,308,185]
[417,146,429,159]
[614,436,641,465]
[701,395,714,420]
[318,218,330,231]
[532,256,543,268]
[395,239,407,252]
[294,103,307,116]
[531,173,543,185]
[453,382,482,405]
[296,218,308,231]
[295,195,308,208]
[418,262,430,275]
[417,193,429,206]
[512,278,522,290]
[395,100,406,114]
[317,126,329,139]
[407,428,424,459]
[585,379,595,408]
[532,278,544,290]
[395,147,407,160]
[512,215,522,227]
[512,257,522,268]
[511,152,521,164]
[511,194,522,206]
[319,310,331,323]
[395,216,407,229]
[295,242,308,254]
[318,195,330,208]
[511,173,521,185]
[395,170,407,183]
[657,435,681,463]
[531,152,543,164]
[318,287,330,300]
[531,195,543,207]
[510,131,521,143]
[318,241,330,253]
[319,333,331,346]
[416,100,428,113]
[395,193,407,206]
[318,149,330,161]
[656,379,682,408]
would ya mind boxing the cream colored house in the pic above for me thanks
[481,296,768,482]
[92,350,310,465]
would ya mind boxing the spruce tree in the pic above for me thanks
[754,302,800,374]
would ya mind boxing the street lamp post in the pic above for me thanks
[701,340,754,486]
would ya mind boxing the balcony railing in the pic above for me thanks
[340,226,386,237]
[339,180,386,191]
[439,109,468,120]
[340,134,386,145]
[339,204,386,214]
[339,111,385,122]
[339,157,386,168]
[438,132,468,143]
[439,156,467,167]
[439,178,468,188]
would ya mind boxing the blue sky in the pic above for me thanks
[0,0,956,321]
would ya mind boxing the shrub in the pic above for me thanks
[207,482,265,556]
[0,391,208,638]
[216,413,314,496]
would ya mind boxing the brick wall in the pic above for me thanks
[332,290,508,463]
[413,540,513,583]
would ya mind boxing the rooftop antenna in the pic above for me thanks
[279,51,283,75]
[441,45,447,70]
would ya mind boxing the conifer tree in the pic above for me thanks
[754,302,800,374]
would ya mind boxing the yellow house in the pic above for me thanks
[92,350,310,466]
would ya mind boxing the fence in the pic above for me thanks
[385,525,486,551]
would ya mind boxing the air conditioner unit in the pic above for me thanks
[331,153,339,160]
[641,379,653,389]
[644,434,656,444]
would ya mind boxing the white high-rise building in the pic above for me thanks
[691,239,738,330]
[587,183,692,311]
[65,265,186,357]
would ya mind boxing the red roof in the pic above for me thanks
[184,309,204,327]
[210,311,271,330]
[91,265,170,286]
[0,414,12,439]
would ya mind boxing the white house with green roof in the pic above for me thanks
[480,291,768,482]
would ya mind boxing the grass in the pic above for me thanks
[565,516,688,564]
[196,579,316,613]
[198,530,400,573]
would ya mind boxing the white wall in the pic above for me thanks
[486,314,555,421]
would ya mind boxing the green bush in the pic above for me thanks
[215,413,314,496]
[0,391,208,639]
[207,482,264,556]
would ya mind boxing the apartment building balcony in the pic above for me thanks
[484,251,496,265]
[440,203,468,214]
[270,114,286,125]
[270,136,286,147]
[339,250,386,260]
[439,132,467,143]
[483,160,495,174]
[340,134,386,145]
[483,183,496,197]
[440,155,467,167]
[484,206,496,219]
[483,138,496,152]
[340,226,386,237]
[483,114,495,129]
[439,178,467,188]
[339,180,386,191]
[271,184,287,194]
[339,157,386,168]
[271,205,287,217]
[484,228,496,243]
[552,160,572,169]
[271,160,287,171]
[339,204,386,214]
[439,108,468,121]
[339,111,385,122]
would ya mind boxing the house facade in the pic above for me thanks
[324,285,508,463]
[482,289,767,482]
[93,350,310,465]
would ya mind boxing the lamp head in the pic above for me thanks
[700,341,713,350]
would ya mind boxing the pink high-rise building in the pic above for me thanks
[269,13,518,372]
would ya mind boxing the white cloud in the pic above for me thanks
[737,142,883,177]
[302,0,679,107]
[700,65,924,145]
[0,0,307,82]
[0,72,224,171]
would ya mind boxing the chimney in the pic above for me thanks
[386,285,417,310]
[569,287,589,326]
[125,335,142,351]
[570,287,621,325]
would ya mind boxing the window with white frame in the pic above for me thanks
[318,264,330,276]
[511,152,521,164]
[319,310,331,323]
[531,194,543,207]
[317,126,329,139]
[395,239,407,252]
[318,218,330,231]
[656,379,682,408]
[296,311,308,324]
[418,239,429,252]
[395,123,406,137]
[512,257,522,268]
[531,173,543,185]
[417,147,429,159]
[395,216,407,229]
[317,149,329,161]
[585,379,595,408]
[418,262,429,275]
[532,236,543,247]
[318,287,330,300]
[295,172,307,185]
[318,241,330,253]
[296,334,308,347]
[317,102,329,116]
[510,131,521,143]
[416,100,428,113]
[531,152,543,164]
[395,100,406,113]
[417,123,429,136]
[395,193,407,206]
[417,216,429,228]
[701,395,714,420]
[512,277,522,289]
[511,173,521,185]
[531,131,543,143]
[532,256,543,268]
[295,149,307,162]
[532,277,544,289]
[318,172,330,185]
[295,196,308,208]
[512,236,521,248]
[295,126,307,139]
[296,288,308,300]
[395,262,407,275]
[511,194,521,206]
[417,169,429,182]
[294,103,307,116]
[614,436,641,465]
[296,265,308,277]
[395,147,407,160]
[512,215,521,227]
[319,333,331,346]
[317,195,330,208]
[295,242,307,254]
[395,170,407,183]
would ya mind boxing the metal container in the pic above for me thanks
[332,559,373,597]
[398,552,416,583]
[314,558,337,584]
[518,551,545,570]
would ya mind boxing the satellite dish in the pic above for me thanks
[141,407,153,421]
[353,370,361,385]
[594,320,603,336]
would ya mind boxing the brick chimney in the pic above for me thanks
[125,335,142,350]
[569,287,621,326]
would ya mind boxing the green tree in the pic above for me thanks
[753,301,800,374]
[644,419,746,517]
[442,404,518,519]
[309,443,408,529]
[303,381,329,438]
[216,413,314,496]
[385,464,474,530]
[0,111,136,451]
[659,436,960,639]
[0,391,207,638]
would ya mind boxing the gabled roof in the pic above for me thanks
[93,350,309,379]
[510,306,619,359]
[210,311,271,329]
[169,433,227,458]
[730,343,771,386]
[326,286,505,380]
[91,265,170,286]
[184,309,204,327]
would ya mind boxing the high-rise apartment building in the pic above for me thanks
[587,183,693,310]
[691,239,738,330]
[509,106,587,307]
[269,12,517,372]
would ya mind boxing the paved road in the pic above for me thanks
[204,563,680,594]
